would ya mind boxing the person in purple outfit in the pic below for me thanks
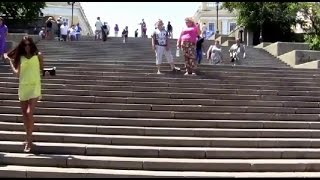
[0,17,8,60]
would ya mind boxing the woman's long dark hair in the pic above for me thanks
[7,36,39,69]
[0,17,4,27]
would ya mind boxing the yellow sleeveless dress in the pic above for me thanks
[18,55,42,101]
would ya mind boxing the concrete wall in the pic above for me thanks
[216,36,235,44]
[263,42,309,57]
[254,42,272,49]
[294,60,320,69]
[278,50,320,67]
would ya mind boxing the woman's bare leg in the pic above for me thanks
[21,98,38,152]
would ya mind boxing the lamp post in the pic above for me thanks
[67,2,75,25]
[239,25,244,43]
[259,2,264,43]
[216,2,219,35]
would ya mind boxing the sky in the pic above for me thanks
[80,2,200,38]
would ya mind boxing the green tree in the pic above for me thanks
[0,2,46,22]
[295,2,320,50]
[223,2,300,44]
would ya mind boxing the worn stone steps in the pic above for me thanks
[4,165,320,178]
[0,36,317,177]
[3,130,320,148]
[1,114,316,129]
[0,105,319,121]
[3,152,320,172]
[1,100,320,115]
[2,141,320,159]
[2,121,320,138]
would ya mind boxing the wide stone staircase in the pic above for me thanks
[1,37,320,177]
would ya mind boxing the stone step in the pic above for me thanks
[3,85,320,98]
[1,100,320,115]
[3,64,320,82]
[1,121,320,138]
[2,141,320,159]
[2,152,320,172]
[2,66,318,80]
[2,130,320,148]
[1,114,316,129]
[0,105,319,121]
[3,75,320,90]
[0,61,312,73]
[4,79,320,92]
[3,165,320,178]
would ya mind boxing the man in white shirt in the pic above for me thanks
[69,25,76,41]
[201,23,207,39]
[60,22,69,41]
[229,38,246,65]
[95,17,103,40]
[151,19,180,74]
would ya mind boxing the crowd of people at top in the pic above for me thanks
[37,16,83,42]
[152,17,246,76]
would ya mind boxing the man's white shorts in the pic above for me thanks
[155,45,173,65]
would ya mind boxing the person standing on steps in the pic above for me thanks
[122,26,128,43]
[95,17,103,40]
[177,17,199,75]
[196,35,205,65]
[75,23,82,41]
[207,40,223,65]
[229,38,246,66]
[0,17,8,61]
[45,17,55,40]
[152,19,180,74]
[167,21,173,39]
[134,29,138,38]
[3,36,44,153]
[102,22,110,42]
[139,19,147,38]
[114,24,119,37]
[60,22,68,42]
[56,16,63,41]
[201,23,207,39]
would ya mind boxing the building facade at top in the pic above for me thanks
[193,2,238,36]
[41,2,93,35]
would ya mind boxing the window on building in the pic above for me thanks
[209,23,215,32]
[229,22,237,32]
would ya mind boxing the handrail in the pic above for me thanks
[79,3,94,35]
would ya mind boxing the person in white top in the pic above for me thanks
[201,23,207,39]
[95,17,103,40]
[151,19,180,74]
[229,38,246,65]
[69,25,76,41]
[60,22,69,41]
[207,40,223,65]
[75,23,82,41]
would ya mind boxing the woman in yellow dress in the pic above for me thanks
[4,36,44,152]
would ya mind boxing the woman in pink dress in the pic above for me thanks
[177,17,199,75]
[0,17,8,60]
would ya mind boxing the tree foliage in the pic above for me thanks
[0,2,46,22]
[222,2,300,44]
[295,2,320,50]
